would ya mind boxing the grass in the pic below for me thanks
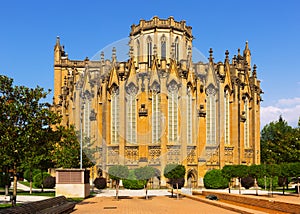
[19,181,30,187]
[17,190,55,197]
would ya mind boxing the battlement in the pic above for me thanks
[130,16,192,38]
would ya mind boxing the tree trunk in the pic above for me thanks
[297,180,300,197]
[254,178,258,196]
[41,170,44,193]
[228,181,231,193]
[282,177,285,195]
[30,170,32,194]
[239,178,241,194]
[270,177,273,197]
[12,164,17,206]
[5,185,9,196]
[145,183,148,200]
[176,182,179,200]
[116,180,119,200]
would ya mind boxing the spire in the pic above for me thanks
[225,50,229,63]
[252,64,257,78]
[209,48,214,63]
[112,47,117,64]
[108,63,119,90]
[167,58,179,85]
[54,36,62,64]
[243,41,251,67]
[126,57,138,87]
[149,54,160,88]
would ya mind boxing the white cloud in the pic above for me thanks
[261,97,300,128]
[276,97,300,107]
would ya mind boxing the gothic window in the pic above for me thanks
[161,35,166,60]
[152,91,161,143]
[168,83,178,143]
[147,36,152,67]
[206,86,216,145]
[244,97,250,148]
[187,88,193,145]
[136,39,140,64]
[83,97,91,139]
[224,90,230,145]
[111,88,119,144]
[126,86,137,144]
[174,37,179,61]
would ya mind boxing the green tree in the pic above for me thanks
[222,165,235,193]
[0,75,60,205]
[231,165,248,194]
[261,116,299,164]
[289,162,300,197]
[248,164,265,195]
[266,164,280,196]
[108,165,129,200]
[51,125,94,168]
[164,164,186,199]
[204,169,228,189]
[134,166,155,199]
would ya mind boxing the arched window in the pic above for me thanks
[111,88,119,144]
[152,90,161,143]
[136,39,140,64]
[126,87,137,144]
[168,83,178,143]
[206,86,216,145]
[174,37,179,61]
[161,35,166,60]
[224,90,230,145]
[147,36,152,67]
[83,97,91,140]
[244,97,249,148]
[187,88,193,145]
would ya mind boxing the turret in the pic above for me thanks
[54,36,61,65]
[243,41,251,68]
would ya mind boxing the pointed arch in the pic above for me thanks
[244,96,250,148]
[136,39,140,64]
[111,86,119,144]
[206,84,217,145]
[174,36,179,61]
[168,81,179,143]
[161,34,166,60]
[147,36,152,67]
[224,89,230,145]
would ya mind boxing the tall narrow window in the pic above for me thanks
[168,83,178,143]
[147,36,152,67]
[161,35,166,60]
[152,91,161,143]
[174,37,179,62]
[136,39,140,64]
[83,98,91,139]
[187,89,193,145]
[126,90,137,144]
[111,88,119,144]
[224,90,230,145]
[244,97,249,148]
[206,87,216,145]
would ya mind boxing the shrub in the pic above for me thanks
[168,177,185,189]
[93,177,107,189]
[24,169,40,182]
[33,172,51,188]
[0,173,11,188]
[257,176,279,189]
[123,170,146,190]
[43,176,56,188]
[241,176,255,189]
[204,169,228,189]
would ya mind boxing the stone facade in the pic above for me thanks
[52,16,262,187]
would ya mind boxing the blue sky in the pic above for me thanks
[1,0,299,128]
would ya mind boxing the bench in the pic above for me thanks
[0,195,76,214]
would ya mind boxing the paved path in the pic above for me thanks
[72,196,239,214]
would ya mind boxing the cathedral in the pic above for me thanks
[52,16,262,187]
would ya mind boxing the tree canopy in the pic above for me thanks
[261,115,300,164]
